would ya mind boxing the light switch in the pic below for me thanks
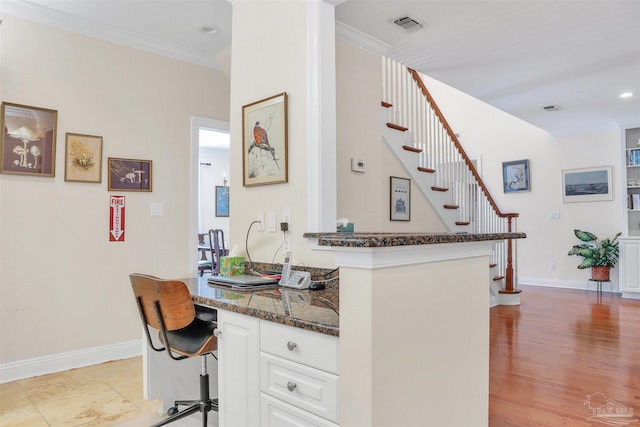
[549,211,560,220]
[150,203,164,216]
[267,211,277,232]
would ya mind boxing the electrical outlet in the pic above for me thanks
[549,262,556,271]
[282,210,291,229]
[256,212,265,231]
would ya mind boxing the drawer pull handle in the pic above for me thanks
[287,381,297,392]
[287,341,297,351]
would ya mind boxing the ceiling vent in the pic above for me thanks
[543,105,561,111]
[393,15,424,32]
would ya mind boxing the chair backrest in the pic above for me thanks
[130,273,195,331]
[208,229,226,274]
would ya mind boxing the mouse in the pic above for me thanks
[309,282,325,290]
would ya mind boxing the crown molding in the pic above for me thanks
[335,19,390,56]
[1,0,220,69]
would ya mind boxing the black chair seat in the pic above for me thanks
[164,318,216,355]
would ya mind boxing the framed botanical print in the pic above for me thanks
[107,157,152,192]
[64,133,103,183]
[1,102,57,177]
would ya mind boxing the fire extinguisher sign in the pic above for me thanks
[110,195,125,242]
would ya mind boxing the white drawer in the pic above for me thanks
[261,352,338,423]
[260,320,339,373]
[261,393,338,427]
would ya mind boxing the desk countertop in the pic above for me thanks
[183,277,339,336]
[303,231,526,247]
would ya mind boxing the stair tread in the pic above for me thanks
[387,123,408,132]
[489,263,497,268]
[381,101,392,108]
[493,276,505,281]
[402,145,423,153]
[432,186,449,192]
[455,221,471,226]
[443,204,459,209]
[417,167,436,174]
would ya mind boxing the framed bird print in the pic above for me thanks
[242,92,288,187]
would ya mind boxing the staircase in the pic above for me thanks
[381,58,521,306]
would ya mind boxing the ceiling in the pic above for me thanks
[2,0,639,137]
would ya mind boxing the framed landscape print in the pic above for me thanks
[1,102,57,177]
[390,176,411,221]
[242,92,288,187]
[562,166,612,203]
[64,133,103,183]
[107,157,152,192]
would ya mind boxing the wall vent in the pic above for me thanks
[393,15,424,32]
[543,105,561,111]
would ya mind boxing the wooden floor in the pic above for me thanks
[489,285,640,426]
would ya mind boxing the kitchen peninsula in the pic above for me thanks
[146,232,524,426]
[306,231,525,427]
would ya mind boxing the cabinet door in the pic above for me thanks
[217,310,260,427]
[620,239,640,295]
[261,393,339,427]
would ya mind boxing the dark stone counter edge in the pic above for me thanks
[192,295,340,337]
[303,232,526,248]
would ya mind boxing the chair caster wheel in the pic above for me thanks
[167,406,178,416]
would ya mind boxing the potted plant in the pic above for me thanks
[567,229,621,281]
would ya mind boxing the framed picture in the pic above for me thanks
[1,102,57,177]
[562,166,612,203]
[64,133,103,183]
[216,185,229,217]
[107,157,152,192]
[390,176,411,221]
[502,159,530,193]
[242,92,288,187]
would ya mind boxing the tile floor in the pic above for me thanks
[0,357,217,427]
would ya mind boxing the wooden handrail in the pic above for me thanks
[408,68,518,220]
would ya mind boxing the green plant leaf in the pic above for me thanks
[574,229,597,242]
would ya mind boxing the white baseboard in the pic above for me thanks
[0,339,142,384]
[519,277,618,293]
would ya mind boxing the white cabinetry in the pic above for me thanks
[217,310,260,427]
[217,310,339,427]
[619,238,640,299]
[621,128,640,299]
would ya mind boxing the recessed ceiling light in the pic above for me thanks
[199,25,218,34]
[620,92,634,98]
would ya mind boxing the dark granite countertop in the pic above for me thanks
[183,275,339,337]
[304,232,526,248]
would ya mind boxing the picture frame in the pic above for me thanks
[64,133,103,183]
[215,185,229,217]
[390,176,411,221]
[1,102,57,177]
[502,159,530,193]
[242,92,288,187]
[562,166,613,203]
[107,157,152,192]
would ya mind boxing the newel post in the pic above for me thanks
[500,216,521,294]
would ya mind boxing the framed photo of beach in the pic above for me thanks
[562,166,612,203]
[242,92,288,187]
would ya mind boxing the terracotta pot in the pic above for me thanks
[591,266,610,281]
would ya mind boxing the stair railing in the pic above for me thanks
[382,57,520,293]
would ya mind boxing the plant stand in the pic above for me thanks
[587,279,612,294]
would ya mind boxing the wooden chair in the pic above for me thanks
[130,273,218,427]
[208,229,227,275]
[197,233,212,276]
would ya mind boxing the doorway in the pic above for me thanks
[190,117,230,276]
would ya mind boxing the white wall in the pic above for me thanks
[0,15,230,367]
[229,1,334,267]
[415,76,624,289]
[336,40,447,232]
